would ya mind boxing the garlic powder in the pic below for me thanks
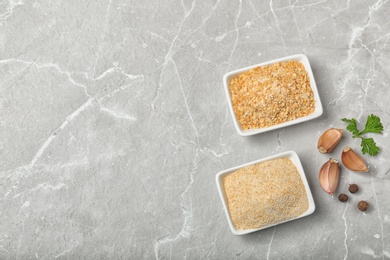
[229,61,315,130]
[222,158,309,230]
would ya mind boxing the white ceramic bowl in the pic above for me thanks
[223,54,323,136]
[215,151,316,235]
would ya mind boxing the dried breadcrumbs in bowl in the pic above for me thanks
[229,61,315,130]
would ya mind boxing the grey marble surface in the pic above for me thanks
[1,0,390,259]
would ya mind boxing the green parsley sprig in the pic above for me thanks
[341,114,383,156]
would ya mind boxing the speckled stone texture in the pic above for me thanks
[1,0,390,259]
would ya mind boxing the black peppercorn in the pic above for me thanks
[349,184,359,193]
[338,193,348,202]
[358,201,369,212]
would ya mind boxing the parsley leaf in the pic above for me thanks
[359,114,383,135]
[341,118,359,135]
[360,137,379,156]
[341,114,383,156]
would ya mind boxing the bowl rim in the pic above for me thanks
[215,150,316,235]
[223,54,323,136]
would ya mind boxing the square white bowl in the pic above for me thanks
[215,151,316,235]
[223,54,323,136]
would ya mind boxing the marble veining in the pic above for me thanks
[1,0,390,259]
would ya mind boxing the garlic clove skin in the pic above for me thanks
[319,158,340,195]
[341,146,369,172]
[317,128,343,154]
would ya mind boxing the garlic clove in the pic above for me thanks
[319,158,340,195]
[341,147,369,172]
[317,128,343,154]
